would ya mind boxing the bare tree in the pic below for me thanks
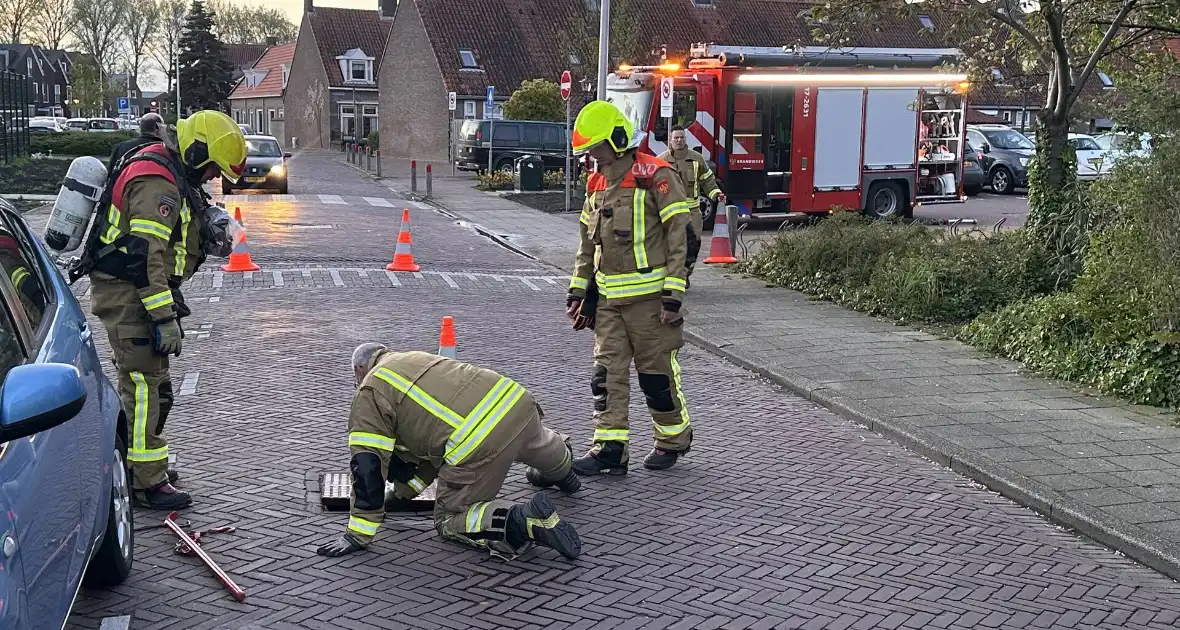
[70,0,130,75]
[148,0,186,100]
[29,0,72,48]
[208,0,296,44]
[125,0,162,91]
[0,0,41,43]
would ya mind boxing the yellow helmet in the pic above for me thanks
[572,100,634,155]
[176,110,247,183]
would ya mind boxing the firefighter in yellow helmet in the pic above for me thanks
[566,100,695,475]
[86,110,246,510]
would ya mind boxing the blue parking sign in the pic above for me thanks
[117,97,130,114]
[485,86,495,108]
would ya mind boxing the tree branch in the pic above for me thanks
[991,9,1053,67]
[1068,0,1139,112]
[1093,22,1180,35]
[1043,7,1073,119]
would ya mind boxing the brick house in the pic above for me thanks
[229,43,296,145]
[283,0,395,149]
[225,43,271,84]
[0,45,74,118]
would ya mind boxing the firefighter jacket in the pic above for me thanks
[348,350,534,471]
[91,143,199,324]
[657,147,722,204]
[568,151,692,305]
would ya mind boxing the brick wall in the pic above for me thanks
[283,16,332,149]
[377,0,450,161]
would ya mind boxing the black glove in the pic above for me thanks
[387,456,418,484]
[316,533,367,557]
[573,279,599,331]
[662,299,681,313]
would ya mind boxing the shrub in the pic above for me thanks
[502,79,564,122]
[544,169,577,190]
[476,169,514,191]
[31,131,136,157]
[366,131,379,150]
[0,157,71,195]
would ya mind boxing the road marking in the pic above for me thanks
[541,277,557,285]
[212,272,224,289]
[364,197,393,207]
[385,270,402,287]
[178,372,200,396]
[210,296,220,303]
[439,272,459,289]
[302,269,312,277]
[413,272,424,280]
[99,616,131,630]
[329,269,344,287]
[272,270,285,287]
[318,194,346,204]
[520,278,541,292]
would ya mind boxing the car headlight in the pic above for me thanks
[1019,157,1030,167]
[270,164,285,175]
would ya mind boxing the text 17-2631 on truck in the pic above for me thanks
[610,44,972,222]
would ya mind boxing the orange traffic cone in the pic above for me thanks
[703,206,739,264]
[234,206,244,227]
[438,316,457,359]
[386,208,420,272]
[220,224,261,272]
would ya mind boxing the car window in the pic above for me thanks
[1071,137,1102,151]
[247,139,282,157]
[983,129,1034,150]
[0,297,24,385]
[493,125,520,144]
[0,215,49,335]
[522,126,541,145]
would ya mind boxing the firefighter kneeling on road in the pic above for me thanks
[316,344,583,561]
[566,100,695,475]
[657,125,724,284]
[84,110,245,510]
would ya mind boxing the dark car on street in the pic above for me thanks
[966,124,1034,195]
[223,135,291,194]
[456,120,572,173]
[963,139,985,196]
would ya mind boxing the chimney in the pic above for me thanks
[266,36,278,46]
[379,0,397,20]
[305,0,313,14]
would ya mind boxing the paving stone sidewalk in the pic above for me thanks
[384,171,1180,582]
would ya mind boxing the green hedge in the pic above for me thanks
[0,158,71,195]
[31,131,137,157]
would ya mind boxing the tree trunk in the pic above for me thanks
[1025,109,1073,238]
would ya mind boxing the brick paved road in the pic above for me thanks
[62,152,1180,629]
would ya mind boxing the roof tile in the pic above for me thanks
[229,43,296,99]
[307,7,395,88]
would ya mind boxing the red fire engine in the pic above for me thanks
[607,44,972,222]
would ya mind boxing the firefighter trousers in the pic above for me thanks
[90,277,174,491]
[348,398,572,556]
[591,297,692,461]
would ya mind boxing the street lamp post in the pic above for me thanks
[175,16,185,116]
[596,0,610,100]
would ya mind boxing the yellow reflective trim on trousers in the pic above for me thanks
[569,276,589,291]
[129,218,172,240]
[141,290,174,311]
[100,205,122,244]
[348,516,380,536]
[631,189,648,269]
[659,201,691,222]
[447,383,524,466]
[173,204,191,277]
[594,428,629,441]
[447,377,512,457]
[664,276,687,293]
[465,502,490,533]
[127,371,150,460]
[526,512,561,538]
[691,161,700,198]
[408,477,426,494]
[348,431,396,451]
[9,267,29,290]
[373,368,464,428]
[128,445,168,462]
[657,349,691,437]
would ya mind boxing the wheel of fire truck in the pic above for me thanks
[863,181,912,220]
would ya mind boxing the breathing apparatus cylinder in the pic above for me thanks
[44,156,108,254]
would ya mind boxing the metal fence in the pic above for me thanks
[1,70,32,164]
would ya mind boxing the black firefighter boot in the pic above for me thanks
[133,481,193,510]
[506,492,582,560]
[526,439,582,492]
[571,441,628,477]
[643,441,692,471]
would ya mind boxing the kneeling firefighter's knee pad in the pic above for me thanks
[591,364,608,411]
[350,453,385,511]
[638,372,675,412]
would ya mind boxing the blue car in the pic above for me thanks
[0,198,133,628]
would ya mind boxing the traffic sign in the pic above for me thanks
[485,86,495,108]
[117,97,131,114]
[447,91,457,111]
[659,77,674,118]
[560,70,572,101]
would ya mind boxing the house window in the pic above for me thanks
[65,85,71,101]
[691,0,716,6]
[464,100,476,119]
[341,104,356,139]
[54,84,60,103]
[232,109,241,123]
[362,105,378,137]
[1002,110,1012,123]
[256,109,265,134]
[278,108,284,120]
[27,58,32,74]
[459,49,478,69]
[1097,71,1114,89]
[350,61,368,81]
[918,15,935,30]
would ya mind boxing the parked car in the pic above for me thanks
[0,198,133,628]
[224,134,291,194]
[962,139,985,196]
[1095,131,1155,163]
[1069,133,1114,181]
[29,117,64,132]
[64,118,90,131]
[966,124,1035,195]
[456,120,571,173]
[87,118,121,132]
[238,124,253,135]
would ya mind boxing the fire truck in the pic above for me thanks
[607,44,972,223]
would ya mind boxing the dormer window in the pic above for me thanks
[338,48,375,84]
[1097,71,1115,89]
[918,15,934,30]
[350,61,367,81]
[281,64,290,89]
[691,0,716,6]
[459,49,478,69]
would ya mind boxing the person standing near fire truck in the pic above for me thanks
[565,100,695,475]
[656,125,723,281]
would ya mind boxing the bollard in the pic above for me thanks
[426,163,433,198]
[376,150,382,178]
[411,159,418,194]
[367,147,372,171]
[348,144,354,164]
[726,204,740,258]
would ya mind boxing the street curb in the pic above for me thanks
[682,323,1180,583]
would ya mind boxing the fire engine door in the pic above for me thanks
[766,87,794,193]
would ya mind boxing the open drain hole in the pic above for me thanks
[316,471,436,513]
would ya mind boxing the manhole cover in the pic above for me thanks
[318,471,436,512]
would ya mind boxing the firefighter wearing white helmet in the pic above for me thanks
[87,110,246,510]
[565,100,695,475]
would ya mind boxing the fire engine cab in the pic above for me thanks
[607,44,972,222]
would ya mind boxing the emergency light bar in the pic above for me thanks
[735,72,969,88]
